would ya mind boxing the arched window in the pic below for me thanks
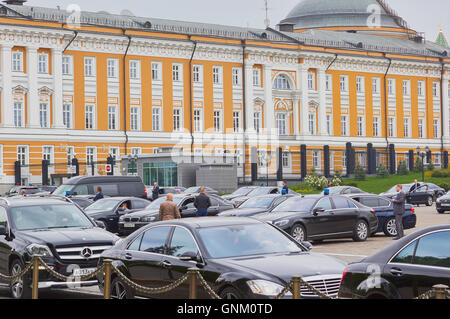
[273,74,291,90]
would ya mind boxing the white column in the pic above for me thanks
[244,63,254,132]
[442,76,449,138]
[300,65,309,135]
[263,64,274,130]
[293,71,302,136]
[1,44,13,127]
[318,68,328,135]
[27,46,40,128]
[53,49,64,128]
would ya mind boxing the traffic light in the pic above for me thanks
[106,156,115,176]
[71,158,79,177]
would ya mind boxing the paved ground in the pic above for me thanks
[1,204,448,299]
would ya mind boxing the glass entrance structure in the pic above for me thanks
[143,162,178,186]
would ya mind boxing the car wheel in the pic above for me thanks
[290,224,306,242]
[426,196,433,207]
[353,220,369,242]
[383,217,397,237]
[220,287,242,299]
[110,277,134,299]
[10,259,31,299]
[437,210,445,214]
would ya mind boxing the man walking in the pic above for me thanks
[158,193,181,221]
[152,182,160,201]
[93,186,104,202]
[392,184,406,240]
[194,187,211,217]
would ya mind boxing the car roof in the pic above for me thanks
[0,196,73,207]
[94,197,147,201]
[64,175,143,185]
[149,216,262,229]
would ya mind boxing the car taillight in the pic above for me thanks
[411,207,415,214]
[340,267,348,285]
[144,187,148,196]
[371,209,376,216]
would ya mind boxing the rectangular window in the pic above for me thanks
[43,146,53,162]
[357,116,364,136]
[276,113,287,136]
[388,79,395,96]
[38,53,48,74]
[340,75,348,92]
[151,62,161,81]
[17,146,28,166]
[152,107,161,131]
[403,80,410,96]
[432,82,439,97]
[213,66,222,85]
[233,111,241,133]
[418,118,424,138]
[213,110,222,133]
[12,51,23,72]
[373,117,380,137]
[107,59,117,78]
[86,147,95,165]
[282,152,290,168]
[63,103,71,129]
[85,105,94,129]
[39,103,48,128]
[253,111,261,133]
[129,60,140,79]
[109,147,120,163]
[356,76,364,93]
[433,119,440,138]
[108,106,117,130]
[173,108,183,132]
[193,109,203,132]
[372,77,379,94]
[307,72,315,90]
[130,107,139,131]
[193,65,202,83]
[417,81,424,97]
[403,118,410,137]
[341,115,348,136]
[253,69,260,86]
[388,117,395,137]
[62,55,71,75]
[313,151,321,169]
[131,147,141,156]
[84,57,95,77]
[13,102,24,127]
[232,68,241,86]
[308,113,315,135]
[172,64,182,82]
[325,74,332,91]
[67,146,75,165]
[326,114,332,135]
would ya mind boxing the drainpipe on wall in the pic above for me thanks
[241,40,247,183]
[439,59,445,163]
[122,31,132,155]
[383,54,392,152]
[62,29,78,53]
[188,36,197,154]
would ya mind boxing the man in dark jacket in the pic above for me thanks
[392,184,406,240]
[93,187,104,202]
[194,187,211,217]
[152,182,160,201]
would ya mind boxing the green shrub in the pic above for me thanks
[414,157,423,173]
[427,162,435,171]
[330,173,343,186]
[354,165,366,181]
[345,182,359,187]
[397,161,409,175]
[305,174,328,190]
[439,182,450,191]
[377,165,390,178]
[431,169,450,178]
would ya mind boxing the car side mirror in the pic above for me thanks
[181,206,188,211]
[0,225,8,236]
[179,251,200,262]
[302,241,313,251]
[313,208,325,216]
[95,220,106,229]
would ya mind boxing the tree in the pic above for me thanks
[413,157,423,173]
[377,165,389,178]
[354,165,366,181]
[397,161,408,175]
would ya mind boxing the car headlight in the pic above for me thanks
[247,280,292,297]
[141,216,157,222]
[26,244,53,257]
[274,220,289,227]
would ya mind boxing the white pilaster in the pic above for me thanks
[442,75,449,138]
[263,64,274,130]
[244,63,254,132]
[300,65,309,135]
[27,46,40,128]
[1,44,13,127]
[318,68,328,135]
[53,49,65,128]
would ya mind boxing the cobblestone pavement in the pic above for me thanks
[1,204,448,299]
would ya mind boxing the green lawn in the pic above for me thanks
[291,172,450,195]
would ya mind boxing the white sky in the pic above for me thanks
[25,0,450,42]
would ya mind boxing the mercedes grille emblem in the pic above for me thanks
[81,247,93,259]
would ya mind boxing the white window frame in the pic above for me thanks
[340,75,348,92]
[108,105,117,130]
[13,101,24,128]
[373,116,380,137]
[173,107,184,132]
[62,55,72,75]
[86,147,97,166]
[341,115,348,136]
[213,66,223,85]
[84,57,96,77]
[325,74,332,91]
[313,151,321,169]
[403,80,411,97]
[432,82,440,97]
[63,103,72,129]
[12,50,23,72]
[151,62,162,81]
[276,112,287,136]
[107,58,118,78]
[253,111,261,133]
[326,114,332,135]
[213,110,223,133]
[85,104,95,129]
[193,65,203,83]
[152,107,162,132]
[388,117,396,137]
[417,80,425,97]
[193,109,203,133]
[433,119,440,138]
[130,106,140,131]
[38,53,48,74]
[42,146,54,162]
[172,63,183,82]
[129,60,140,80]
[418,118,424,138]
[282,152,291,169]
[232,68,242,87]
[253,68,261,87]
[357,116,365,137]
[308,113,315,135]
[233,110,241,133]
[39,103,49,128]
[387,78,395,96]
[17,145,29,166]
[372,77,380,94]
[356,76,365,93]
[307,72,315,90]
[403,118,410,138]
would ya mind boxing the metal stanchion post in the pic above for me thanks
[292,276,301,299]
[433,284,449,300]
[188,268,198,299]
[103,260,112,299]
[32,257,39,300]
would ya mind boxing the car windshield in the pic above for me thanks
[146,196,183,209]
[239,197,275,209]
[327,187,344,195]
[386,184,412,193]
[198,223,303,258]
[184,187,199,194]
[85,199,121,211]
[53,185,74,196]
[10,204,94,231]
[272,197,317,212]
[247,188,273,196]
[231,188,254,196]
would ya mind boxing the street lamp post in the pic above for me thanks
[416,146,430,183]
[127,154,138,176]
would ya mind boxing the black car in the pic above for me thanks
[0,197,119,299]
[183,186,219,196]
[5,186,42,197]
[118,194,234,235]
[218,194,295,217]
[321,186,366,195]
[231,186,299,207]
[39,186,57,194]
[85,197,150,233]
[436,191,450,214]
[68,195,95,209]
[381,183,444,206]
[98,217,346,299]
[339,225,450,299]
[255,195,378,242]
[146,186,186,200]
[52,176,147,199]
[222,186,258,201]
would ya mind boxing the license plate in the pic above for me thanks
[124,223,135,228]
[72,268,96,277]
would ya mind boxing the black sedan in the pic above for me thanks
[183,186,219,196]
[218,194,295,217]
[339,225,450,299]
[118,194,234,235]
[98,217,346,299]
[254,195,378,242]
[85,197,150,233]
[381,183,444,206]
[222,186,258,202]
[436,191,450,214]
[231,186,299,207]
[321,186,366,195]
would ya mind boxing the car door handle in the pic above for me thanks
[162,261,172,269]
[390,267,403,276]
[125,253,133,260]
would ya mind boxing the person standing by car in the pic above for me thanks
[282,181,289,195]
[158,193,181,221]
[392,184,406,240]
[194,187,211,217]
[93,187,104,201]
[152,182,160,201]
[411,179,420,192]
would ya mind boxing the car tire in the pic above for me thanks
[290,224,306,242]
[220,286,242,299]
[383,217,397,237]
[110,276,134,299]
[353,220,369,242]
[437,210,445,214]
[426,196,433,207]
[10,259,32,299]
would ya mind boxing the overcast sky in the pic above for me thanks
[27,0,449,43]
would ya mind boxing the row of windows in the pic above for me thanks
[11,51,49,74]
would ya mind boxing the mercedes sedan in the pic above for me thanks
[218,194,295,217]
[254,195,378,243]
[97,217,346,299]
